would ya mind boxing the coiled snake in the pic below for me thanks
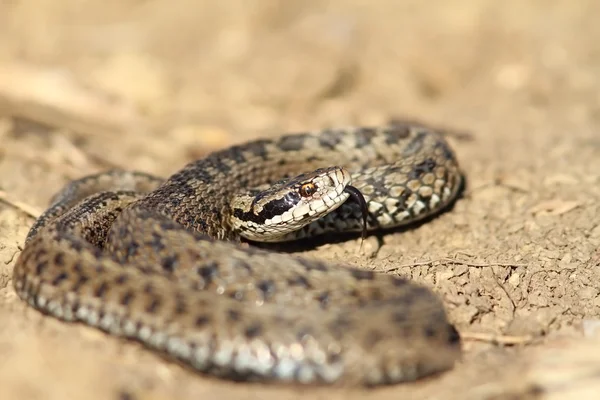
[13,123,464,386]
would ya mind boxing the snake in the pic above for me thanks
[12,123,464,386]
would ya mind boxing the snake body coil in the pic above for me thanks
[13,124,463,386]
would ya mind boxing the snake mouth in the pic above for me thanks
[343,185,368,239]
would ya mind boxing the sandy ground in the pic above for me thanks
[1,1,600,399]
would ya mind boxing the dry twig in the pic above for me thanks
[0,190,41,218]
[385,258,528,272]
[461,331,537,345]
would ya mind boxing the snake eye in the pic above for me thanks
[299,183,317,197]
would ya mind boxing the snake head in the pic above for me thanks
[231,166,359,242]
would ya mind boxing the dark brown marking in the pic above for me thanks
[354,127,378,148]
[257,279,276,299]
[447,325,461,344]
[392,310,407,324]
[327,351,342,364]
[143,283,154,294]
[146,297,161,313]
[125,242,140,259]
[234,260,252,272]
[423,324,437,338]
[246,139,270,159]
[94,282,109,298]
[53,252,65,266]
[391,277,409,287]
[409,158,437,180]
[328,315,353,339]
[120,291,135,306]
[149,232,166,251]
[350,269,375,280]
[197,262,219,284]
[368,288,384,301]
[301,260,328,272]
[195,315,210,327]
[220,146,246,166]
[51,271,69,286]
[277,134,309,151]
[317,291,330,308]
[244,322,263,338]
[383,124,411,144]
[435,140,456,161]
[403,131,427,155]
[227,309,241,321]
[287,275,312,288]
[117,390,136,400]
[318,130,344,149]
[72,275,90,292]
[35,260,48,275]
[161,255,178,272]
[70,240,84,252]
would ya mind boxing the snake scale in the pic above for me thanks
[13,123,464,386]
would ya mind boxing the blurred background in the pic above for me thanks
[1,1,600,399]
[1,0,598,177]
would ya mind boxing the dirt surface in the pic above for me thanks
[1,1,600,399]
